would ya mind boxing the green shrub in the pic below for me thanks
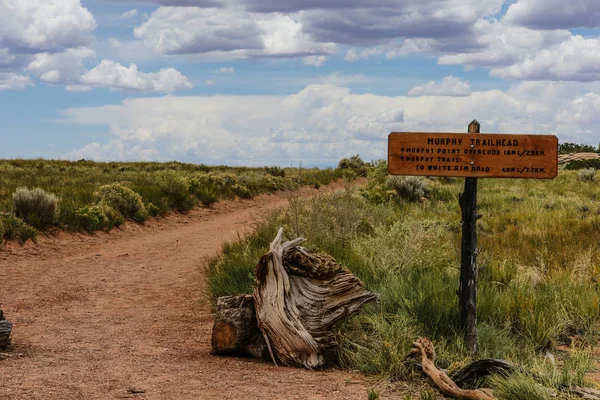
[146,203,160,217]
[238,173,286,195]
[233,184,252,199]
[338,155,369,177]
[155,171,196,212]
[360,175,397,204]
[188,174,220,205]
[565,159,600,170]
[94,183,148,222]
[12,186,58,230]
[102,204,125,227]
[197,189,219,206]
[559,142,599,154]
[367,159,388,183]
[264,166,285,178]
[578,168,596,182]
[386,176,429,202]
[75,205,110,231]
[75,205,124,232]
[0,211,36,243]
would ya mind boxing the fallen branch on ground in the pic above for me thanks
[409,337,496,400]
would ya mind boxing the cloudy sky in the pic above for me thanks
[2,0,600,166]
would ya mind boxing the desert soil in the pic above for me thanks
[0,183,401,400]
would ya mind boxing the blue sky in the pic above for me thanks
[1,0,600,166]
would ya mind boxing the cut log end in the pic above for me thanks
[210,295,268,360]
[211,323,238,352]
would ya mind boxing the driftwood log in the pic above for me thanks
[211,228,378,369]
[0,309,12,350]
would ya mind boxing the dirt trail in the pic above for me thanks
[0,184,379,400]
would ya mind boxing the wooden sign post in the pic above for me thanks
[388,121,558,354]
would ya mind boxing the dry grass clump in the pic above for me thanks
[578,168,596,182]
[386,176,430,202]
[12,186,58,230]
[489,372,551,400]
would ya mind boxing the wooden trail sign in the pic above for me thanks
[387,121,558,355]
[388,132,558,179]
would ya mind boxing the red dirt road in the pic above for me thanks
[0,186,378,400]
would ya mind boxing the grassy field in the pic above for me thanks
[207,162,600,399]
[0,158,345,242]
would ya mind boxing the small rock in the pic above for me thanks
[127,387,146,394]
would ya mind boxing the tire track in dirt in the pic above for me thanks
[0,184,381,400]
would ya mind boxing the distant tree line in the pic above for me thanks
[558,142,600,154]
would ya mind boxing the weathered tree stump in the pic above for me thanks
[0,309,12,350]
[253,228,378,369]
[211,228,378,369]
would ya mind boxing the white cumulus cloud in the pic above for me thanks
[0,0,96,52]
[0,0,194,93]
[556,93,600,126]
[26,47,96,84]
[490,35,600,82]
[0,72,34,91]
[57,82,600,165]
[407,76,471,97]
[78,60,193,92]
[303,55,328,67]
[25,48,192,92]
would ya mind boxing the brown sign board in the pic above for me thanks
[388,132,558,179]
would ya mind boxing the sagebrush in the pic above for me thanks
[12,186,58,230]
